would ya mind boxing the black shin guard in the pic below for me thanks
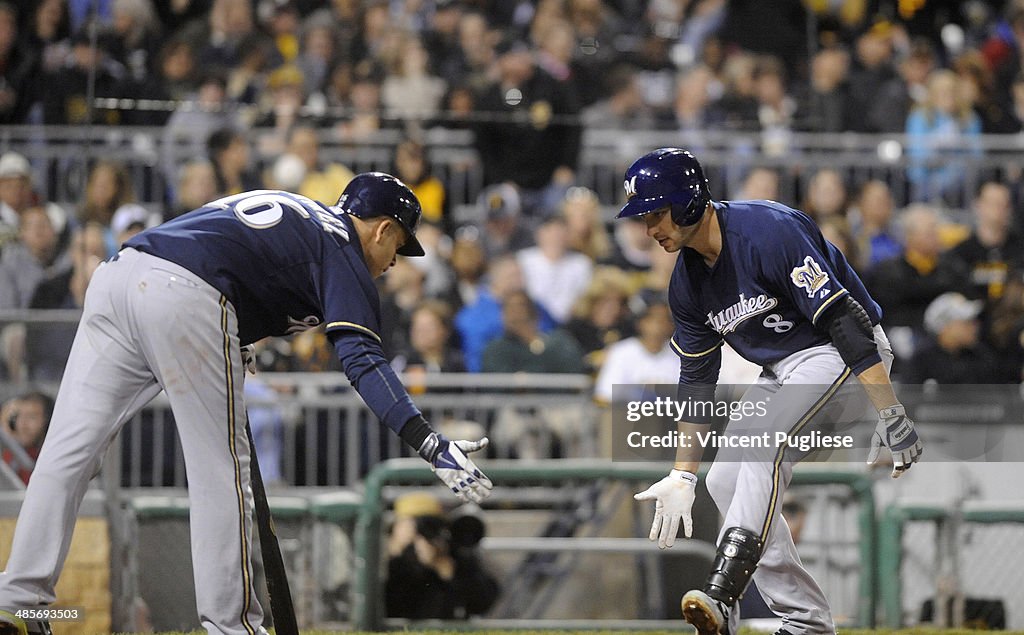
[705,526,763,605]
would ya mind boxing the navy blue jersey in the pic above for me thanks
[670,200,881,381]
[126,190,380,346]
[126,189,421,435]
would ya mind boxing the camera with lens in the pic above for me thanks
[413,507,485,555]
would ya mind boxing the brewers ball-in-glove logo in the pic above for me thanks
[790,256,831,299]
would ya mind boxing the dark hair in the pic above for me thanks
[206,128,241,157]
[16,390,54,431]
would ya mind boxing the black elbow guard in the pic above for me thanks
[819,295,880,372]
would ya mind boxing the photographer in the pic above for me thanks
[385,492,500,620]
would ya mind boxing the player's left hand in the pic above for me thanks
[867,403,922,478]
[423,434,493,503]
[634,469,697,548]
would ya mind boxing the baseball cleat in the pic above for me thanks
[682,589,728,635]
[0,610,26,635]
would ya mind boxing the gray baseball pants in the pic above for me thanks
[0,248,267,635]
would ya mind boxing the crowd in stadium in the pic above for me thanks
[1,0,1023,389]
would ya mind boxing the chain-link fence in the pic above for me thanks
[882,504,1024,629]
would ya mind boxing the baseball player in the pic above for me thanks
[0,173,491,635]
[624,149,922,635]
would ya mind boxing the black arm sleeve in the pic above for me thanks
[676,350,721,425]
[817,295,882,375]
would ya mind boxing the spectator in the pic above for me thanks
[27,0,71,78]
[903,292,1002,384]
[253,64,309,152]
[0,391,53,485]
[0,206,71,310]
[955,48,1018,134]
[285,124,354,205]
[161,71,238,185]
[731,166,780,201]
[560,186,612,263]
[801,168,848,222]
[126,36,198,126]
[335,60,387,143]
[78,160,134,227]
[846,21,899,133]
[443,229,487,311]
[393,138,447,228]
[715,52,759,130]
[189,0,255,69]
[849,180,902,271]
[391,300,465,374]
[106,0,161,86]
[906,69,983,204]
[795,46,850,133]
[535,19,589,102]
[582,64,656,130]
[565,266,635,373]
[453,10,494,92]
[109,202,156,248]
[224,32,272,108]
[382,33,447,123]
[608,216,656,272]
[261,0,298,64]
[207,128,261,197]
[22,224,107,381]
[385,492,499,620]
[482,290,584,373]
[0,3,39,125]
[455,256,555,373]
[866,204,968,359]
[422,0,465,83]
[169,159,218,220]
[152,0,211,35]
[517,215,593,324]
[945,180,1024,305]
[473,35,581,214]
[379,258,426,356]
[671,64,718,134]
[475,183,533,259]
[42,29,126,125]
[818,216,859,269]
[295,16,337,97]
[0,152,37,250]
[752,55,796,139]
[988,271,1024,383]
[593,296,678,403]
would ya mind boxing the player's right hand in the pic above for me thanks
[634,469,697,548]
[867,403,923,478]
[423,434,493,504]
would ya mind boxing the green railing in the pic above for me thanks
[351,459,878,630]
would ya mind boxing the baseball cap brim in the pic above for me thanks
[617,196,664,219]
[397,234,425,257]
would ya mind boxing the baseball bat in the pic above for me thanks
[245,418,300,635]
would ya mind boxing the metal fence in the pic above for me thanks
[879,503,1024,629]
[3,125,1024,219]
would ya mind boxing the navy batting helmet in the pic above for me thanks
[337,172,424,256]
[617,148,711,227]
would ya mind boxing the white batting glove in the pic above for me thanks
[867,403,923,478]
[240,344,257,375]
[634,469,697,548]
[418,433,493,503]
